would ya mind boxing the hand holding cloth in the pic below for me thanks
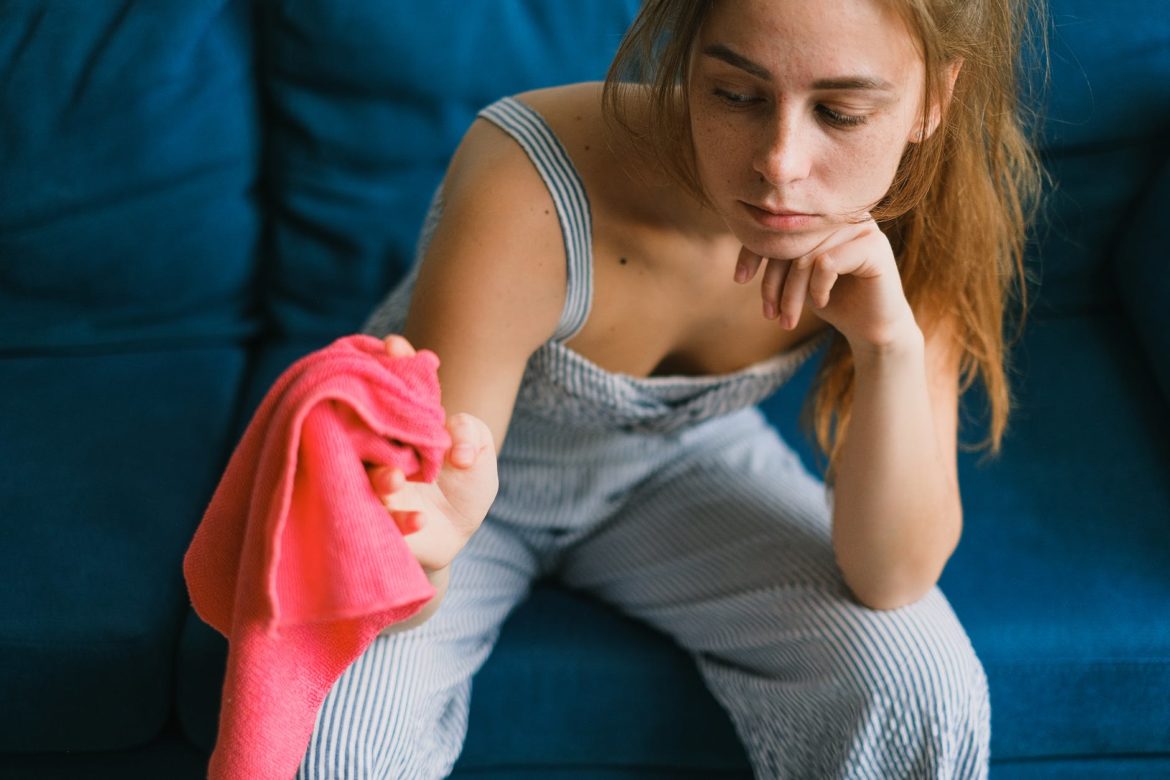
[183,334,451,779]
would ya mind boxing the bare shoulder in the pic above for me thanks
[513,83,616,177]
[401,108,576,447]
[513,83,670,218]
[423,108,571,344]
[513,80,649,146]
[513,82,608,137]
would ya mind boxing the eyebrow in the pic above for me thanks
[701,44,895,93]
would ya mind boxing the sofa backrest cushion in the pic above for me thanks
[1024,0,1170,317]
[256,0,642,338]
[1113,156,1170,407]
[0,1,260,352]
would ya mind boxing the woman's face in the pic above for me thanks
[688,0,928,260]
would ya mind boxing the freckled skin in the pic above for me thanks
[688,0,927,262]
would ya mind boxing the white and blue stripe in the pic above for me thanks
[479,96,593,343]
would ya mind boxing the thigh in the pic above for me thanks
[552,417,990,778]
[557,411,977,681]
[559,410,843,630]
[298,517,542,779]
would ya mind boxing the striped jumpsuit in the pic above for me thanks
[297,97,991,780]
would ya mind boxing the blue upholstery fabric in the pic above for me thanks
[258,0,641,338]
[455,584,750,773]
[1022,1,1170,317]
[0,0,256,755]
[942,314,1170,758]
[1114,157,1170,406]
[1036,1,1170,152]
[174,340,336,755]
[0,726,206,780]
[764,313,1170,761]
[0,349,245,751]
[0,1,260,351]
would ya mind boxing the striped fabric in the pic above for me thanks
[478,97,594,342]
[313,96,991,779]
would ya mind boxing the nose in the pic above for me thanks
[753,110,812,186]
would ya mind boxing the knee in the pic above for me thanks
[297,636,472,780]
[840,591,991,764]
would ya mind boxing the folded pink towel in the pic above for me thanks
[183,334,451,780]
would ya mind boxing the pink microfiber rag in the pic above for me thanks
[183,334,452,780]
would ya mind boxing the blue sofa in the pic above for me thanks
[2,1,1168,777]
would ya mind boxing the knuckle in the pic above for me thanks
[449,414,475,438]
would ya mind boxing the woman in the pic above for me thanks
[300,0,1042,776]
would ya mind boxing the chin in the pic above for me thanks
[738,224,836,261]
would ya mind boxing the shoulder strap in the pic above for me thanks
[477,96,593,342]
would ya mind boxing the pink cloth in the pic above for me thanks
[183,334,451,780]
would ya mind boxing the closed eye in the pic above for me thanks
[714,88,762,107]
[816,105,868,128]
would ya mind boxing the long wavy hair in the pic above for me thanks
[603,0,1046,484]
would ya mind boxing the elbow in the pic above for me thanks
[833,509,962,611]
[838,550,954,612]
[846,577,937,611]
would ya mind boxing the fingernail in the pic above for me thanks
[453,444,474,464]
[763,301,776,319]
[396,512,422,535]
[734,263,747,283]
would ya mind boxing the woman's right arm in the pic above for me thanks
[404,117,568,450]
[374,118,568,632]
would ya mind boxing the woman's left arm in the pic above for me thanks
[831,314,964,611]
[739,218,965,610]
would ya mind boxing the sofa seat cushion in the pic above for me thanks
[456,584,751,774]
[175,338,333,752]
[940,312,1170,760]
[0,723,206,780]
[180,581,754,774]
[0,349,245,751]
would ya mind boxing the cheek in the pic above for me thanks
[828,129,909,207]
[691,115,744,189]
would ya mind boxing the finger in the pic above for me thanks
[779,253,817,329]
[381,483,420,514]
[446,412,485,469]
[383,334,417,358]
[809,255,840,310]
[368,465,406,497]
[804,218,868,259]
[760,257,791,320]
[390,510,423,536]
[735,246,764,284]
[400,516,462,572]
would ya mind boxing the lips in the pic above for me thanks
[742,201,819,231]
[751,203,814,216]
